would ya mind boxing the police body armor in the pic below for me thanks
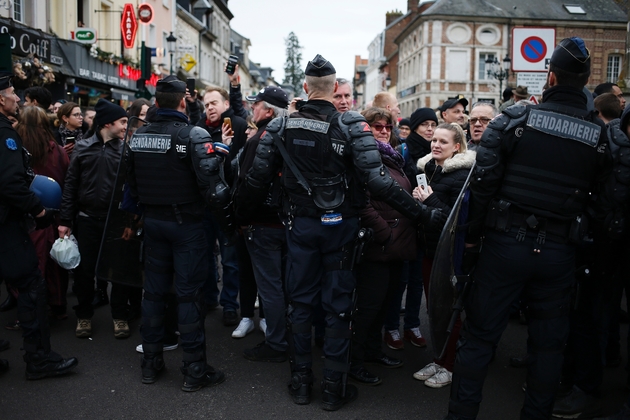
[130,121,202,208]
[281,103,364,218]
[489,103,604,228]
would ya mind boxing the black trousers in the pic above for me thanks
[0,219,51,354]
[448,229,574,420]
[352,260,402,365]
[72,215,136,320]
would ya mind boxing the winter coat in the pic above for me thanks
[416,149,476,257]
[59,131,123,226]
[360,151,417,262]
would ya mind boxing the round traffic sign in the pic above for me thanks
[138,3,154,24]
[521,36,547,63]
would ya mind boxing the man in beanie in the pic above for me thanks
[59,99,130,339]
[127,75,229,391]
[0,73,78,379]
[445,37,620,419]
[398,118,411,141]
[242,54,442,411]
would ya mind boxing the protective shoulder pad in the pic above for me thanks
[502,103,527,119]
[340,110,366,125]
[266,116,285,134]
[189,126,211,144]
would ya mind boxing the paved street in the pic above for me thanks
[0,288,628,419]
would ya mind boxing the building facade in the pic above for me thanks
[395,0,627,117]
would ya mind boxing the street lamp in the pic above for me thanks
[486,54,511,95]
[385,76,392,90]
[166,32,177,75]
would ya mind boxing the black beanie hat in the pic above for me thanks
[409,107,438,131]
[550,37,590,74]
[94,99,127,127]
[399,118,411,128]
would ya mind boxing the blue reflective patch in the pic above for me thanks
[5,138,17,150]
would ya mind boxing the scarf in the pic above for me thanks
[58,124,83,146]
[405,131,432,162]
[375,140,405,168]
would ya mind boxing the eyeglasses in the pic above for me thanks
[469,117,491,125]
[419,122,437,129]
[71,112,83,118]
[372,123,393,132]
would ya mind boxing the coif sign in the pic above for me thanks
[120,3,137,49]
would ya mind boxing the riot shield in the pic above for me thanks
[428,163,475,358]
[95,119,144,287]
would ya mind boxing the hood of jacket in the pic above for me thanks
[417,149,476,174]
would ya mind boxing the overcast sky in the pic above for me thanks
[229,0,411,83]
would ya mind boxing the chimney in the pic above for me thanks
[386,10,403,26]
[419,0,436,13]
[408,0,418,13]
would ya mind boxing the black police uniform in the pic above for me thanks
[446,39,614,420]
[243,55,431,410]
[0,76,77,378]
[127,76,229,390]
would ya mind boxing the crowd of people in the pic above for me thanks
[1,35,630,419]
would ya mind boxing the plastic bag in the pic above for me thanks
[50,235,81,270]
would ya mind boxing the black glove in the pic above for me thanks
[419,203,448,231]
[34,208,58,230]
[462,244,481,274]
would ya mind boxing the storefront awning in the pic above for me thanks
[110,88,136,101]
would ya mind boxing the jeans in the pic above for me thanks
[383,248,424,331]
[245,225,287,351]
[202,211,239,312]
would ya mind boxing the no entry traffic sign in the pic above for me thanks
[512,28,555,72]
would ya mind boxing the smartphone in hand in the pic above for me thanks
[186,78,196,96]
[225,55,239,75]
[416,174,428,189]
[223,117,233,136]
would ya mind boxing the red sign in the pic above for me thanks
[120,3,137,49]
[520,36,547,64]
[138,3,154,24]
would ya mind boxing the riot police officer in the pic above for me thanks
[242,55,437,411]
[0,73,78,379]
[445,38,615,420]
[127,75,230,392]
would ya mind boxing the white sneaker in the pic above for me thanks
[413,362,441,381]
[232,317,254,338]
[424,367,453,388]
[259,318,267,335]
[135,343,179,353]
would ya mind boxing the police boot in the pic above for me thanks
[321,377,358,411]
[288,369,313,405]
[180,361,225,392]
[24,350,78,380]
[141,354,165,384]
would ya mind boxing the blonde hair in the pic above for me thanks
[305,74,336,96]
[436,122,467,154]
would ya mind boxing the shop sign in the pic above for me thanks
[121,3,138,49]
[70,28,97,44]
[0,23,50,60]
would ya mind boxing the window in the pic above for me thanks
[447,50,468,80]
[13,0,23,22]
[607,55,622,83]
[564,4,586,14]
[479,53,495,80]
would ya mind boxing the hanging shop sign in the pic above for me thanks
[121,3,138,49]
[70,28,97,44]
